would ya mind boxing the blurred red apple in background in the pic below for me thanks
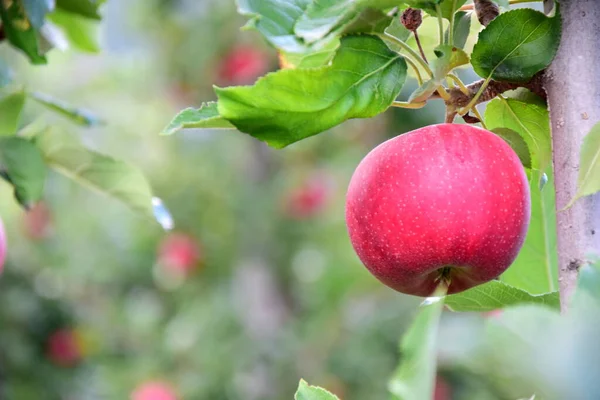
[218,46,270,85]
[283,175,332,220]
[46,329,82,367]
[23,201,52,240]
[346,124,530,296]
[132,381,177,400]
[0,217,5,272]
[158,233,201,276]
[434,375,452,400]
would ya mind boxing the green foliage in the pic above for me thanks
[238,0,339,68]
[566,122,600,208]
[486,98,558,294]
[29,92,102,126]
[0,0,47,64]
[29,127,155,218]
[471,8,561,82]
[216,35,407,148]
[445,281,559,312]
[492,127,532,169]
[388,293,445,400]
[161,103,234,136]
[404,0,467,20]
[445,11,471,49]
[0,137,46,207]
[0,90,27,136]
[55,0,104,19]
[295,380,340,400]
[438,261,600,400]
[48,9,100,53]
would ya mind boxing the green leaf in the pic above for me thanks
[0,137,46,207]
[161,103,235,136]
[565,122,600,208]
[294,0,361,44]
[486,99,558,294]
[485,98,551,175]
[504,169,558,294]
[55,0,104,19]
[343,8,393,35]
[0,0,46,64]
[0,90,27,136]
[238,0,339,68]
[388,295,445,400]
[48,9,100,53]
[491,127,531,169]
[404,0,467,20]
[431,44,469,81]
[446,281,559,312]
[471,8,560,82]
[444,10,471,49]
[216,35,407,148]
[30,127,155,218]
[408,79,439,103]
[295,380,340,400]
[23,0,54,28]
[29,91,102,126]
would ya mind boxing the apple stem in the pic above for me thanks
[544,0,600,313]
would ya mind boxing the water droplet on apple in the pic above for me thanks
[152,197,174,231]
[539,173,548,190]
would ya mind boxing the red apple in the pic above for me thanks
[158,233,201,275]
[23,201,52,240]
[284,175,331,219]
[47,329,82,367]
[131,381,177,400]
[434,376,452,400]
[346,124,530,296]
[218,46,269,85]
[0,217,6,272]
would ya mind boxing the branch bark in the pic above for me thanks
[545,0,600,312]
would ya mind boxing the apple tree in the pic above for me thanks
[162,0,600,398]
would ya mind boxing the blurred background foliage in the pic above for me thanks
[0,0,447,399]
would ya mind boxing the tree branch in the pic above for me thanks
[440,72,546,108]
[544,0,600,313]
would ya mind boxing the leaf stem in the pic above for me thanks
[447,73,470,95]
[379,33,433,78]
[405,57,424,85]
[448,0,457,45]
[413,31,428,63]
[470,106,487,129]
[436,4,445,45]
[458,76,492,115]
[391,101,427,109]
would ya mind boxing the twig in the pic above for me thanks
[435,71,547,108]
[413,31,428,63]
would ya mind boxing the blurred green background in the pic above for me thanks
[0,0,447,399]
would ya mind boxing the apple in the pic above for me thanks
[46,329,82,367]
[131,381,177,400]
[0,217,5,272]
[284,175,331,219]
[434,375,452,400]
[157,233,201,276]
[345,124,530,296]
[23,201,52,240]
[218,46,270,85]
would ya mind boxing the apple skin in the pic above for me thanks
[0,217,5,272]
[46,329,82,367]
[158,233,201,275]
[284,176,330,220]
[218,47,269,85]
[131,381,177,400]
[345,123,530,296]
